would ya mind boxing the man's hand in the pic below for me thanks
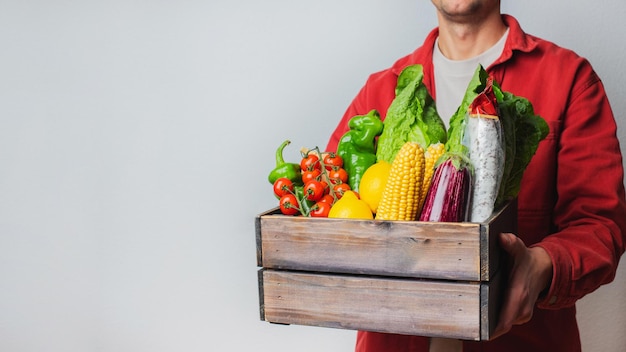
[492,232,553,339]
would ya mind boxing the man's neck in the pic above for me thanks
[436,11,507,61]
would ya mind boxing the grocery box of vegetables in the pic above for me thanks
[255,65,548,341]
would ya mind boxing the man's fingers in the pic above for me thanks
[499,232,524,256]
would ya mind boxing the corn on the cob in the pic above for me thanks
[375,142,425,221]
[420,142,446,209]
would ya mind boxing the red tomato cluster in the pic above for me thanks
[272,148,352,217]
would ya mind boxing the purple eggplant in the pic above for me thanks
[419,157,472,222]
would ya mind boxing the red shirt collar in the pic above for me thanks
[388,15,538,98]
[390,14,537,75]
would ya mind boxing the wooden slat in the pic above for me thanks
[259,216,482,280]
[481,200,517,281]
[257,269,265,321]
[260,269,485,341]
[256,201,516,281]
[479,265,505,340]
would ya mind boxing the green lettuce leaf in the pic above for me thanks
[445,66,490,156]
[376,64,447,164]
[497,92,549,203]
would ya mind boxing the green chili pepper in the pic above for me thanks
[294,185,314,216]
[336,109,384,192]
[268,140,303,185]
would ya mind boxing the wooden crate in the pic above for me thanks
[255,201,516,341]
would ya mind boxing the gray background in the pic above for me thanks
[1,1,624,351]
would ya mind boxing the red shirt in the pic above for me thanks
[326,15,626,352]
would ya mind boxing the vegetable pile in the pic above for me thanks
[266,64,549,222]
[269,140,353,217]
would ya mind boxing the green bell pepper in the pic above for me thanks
[336,109,384,192]
[268,140,303,185]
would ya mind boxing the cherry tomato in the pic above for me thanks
[279,194,299,215]
[302,168,321,183]
[333,183,351,199]
[328,167,349,184]
[319,180,330,195]
[304,180,325,201]
[300,153,321,171]
[319,194,335,204]
[323,153,343,170]
[332,183,351,199]
[310,201,332,217]
[273,177,294,198]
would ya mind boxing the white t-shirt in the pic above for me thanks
[433,28,509,127]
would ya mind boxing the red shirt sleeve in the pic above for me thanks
[532,69,626,309]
